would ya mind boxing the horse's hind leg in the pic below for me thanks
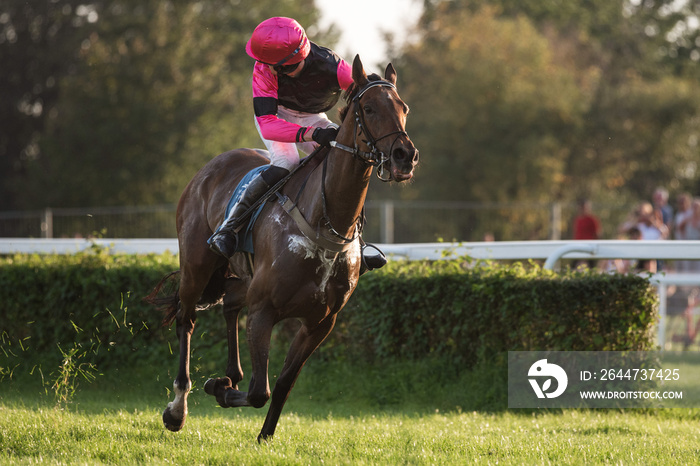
[162,303,196,431]
[162,267,213,431]
[257,314,337,442]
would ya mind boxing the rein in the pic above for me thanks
[276,153,359,253]
[330,80,409,182]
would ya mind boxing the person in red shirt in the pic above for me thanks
[572,199,601,269]
[573,199,601,240]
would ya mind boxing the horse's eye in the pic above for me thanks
[363,104,373,114]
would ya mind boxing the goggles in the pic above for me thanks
[273,61,302,75]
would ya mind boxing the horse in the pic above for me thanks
[146,55,418,442]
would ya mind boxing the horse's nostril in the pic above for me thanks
[393,148,406,161]
[392,147,419,165]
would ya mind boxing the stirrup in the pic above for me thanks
[360,242,387,274]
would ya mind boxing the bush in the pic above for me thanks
[0,252,658,377]
[0,248,180,373]
[329,260,658,365]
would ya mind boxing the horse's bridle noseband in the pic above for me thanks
[330,80,409,182]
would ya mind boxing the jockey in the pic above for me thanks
[208,17,386,271]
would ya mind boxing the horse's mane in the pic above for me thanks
[338,73,383,122]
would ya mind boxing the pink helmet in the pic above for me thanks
[246,17,311,66]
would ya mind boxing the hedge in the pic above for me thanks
[332,260,658,365]
[0,250,658,375]
[0,248,180,373]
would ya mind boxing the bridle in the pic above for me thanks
[278,79,412,251]
[330,80,409,182]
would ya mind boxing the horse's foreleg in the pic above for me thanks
[245,309,276,409]
[205,304,273,409]
[163,308,195,432]
[258,315,337,442]
[223,279,246,387]
[204,278,249,408]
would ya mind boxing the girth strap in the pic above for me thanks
[276,193,357,253]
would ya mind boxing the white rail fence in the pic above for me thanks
[2,238,700,349]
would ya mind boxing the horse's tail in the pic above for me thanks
[143,270,181,327]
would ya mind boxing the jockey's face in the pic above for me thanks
[270,59,305,78]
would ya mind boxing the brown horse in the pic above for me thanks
[148,55,418,442]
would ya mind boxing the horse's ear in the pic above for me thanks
[352,55,368,87]
[385,63,397,86]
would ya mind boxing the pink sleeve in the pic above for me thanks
[337,59,353,90]
[252,63,311,143]
[256,114,311,142]
[251,63,277,99]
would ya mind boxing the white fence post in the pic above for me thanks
[41,208,53,239]
[380,200,395,244]
[550,202,562,240]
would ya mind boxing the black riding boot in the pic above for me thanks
[208,166,289,258]
[360,242,387,275]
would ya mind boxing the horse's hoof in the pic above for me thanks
[162,406,186,432]
[204,377,233,408]
[204,377,232,395]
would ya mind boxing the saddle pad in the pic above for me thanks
[219,165,268,255]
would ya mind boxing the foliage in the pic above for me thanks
[332,259,658,365]
[377,7,587,240]
[4,0,700,224]
[0,252,657,380]
[371,0,700,238]
[0,249,180,374]
[0,0,327,209]
[0,0,90,210]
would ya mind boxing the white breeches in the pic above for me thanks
[255,106,338,171]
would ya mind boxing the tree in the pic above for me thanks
[384,0,700,208]
[0,0,93,210]
[2,0,328,209]
[386,7,585,204]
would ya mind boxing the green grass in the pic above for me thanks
[2,360,700,465]
[2,404,700,465]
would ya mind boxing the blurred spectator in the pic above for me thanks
[636,201,668,271]
[653,187,674,230]
[601,226,643,273]
[679,199,700,240]
[636,201,669,240]
[678,199,700,273]
[682,290,700,349]
[572,199,601,269]
[673,193,693,272]
[673,193,692,240]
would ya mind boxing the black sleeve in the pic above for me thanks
[253,97,278,117]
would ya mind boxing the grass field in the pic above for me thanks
[2,359,700,465]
